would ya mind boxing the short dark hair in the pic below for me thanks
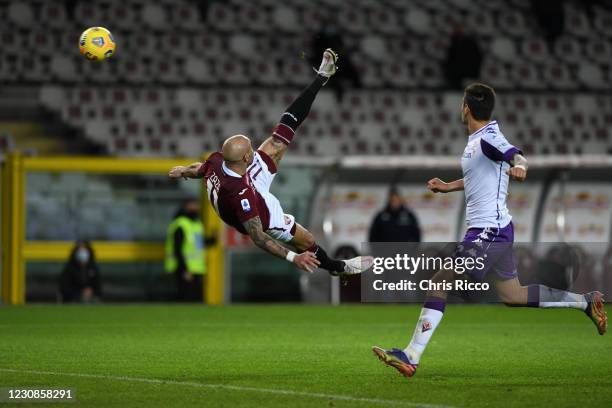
[464,83,496,121]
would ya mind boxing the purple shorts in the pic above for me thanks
[454,222,517,281]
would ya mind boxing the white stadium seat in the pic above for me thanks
[7,1,34,27]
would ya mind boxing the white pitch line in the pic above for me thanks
[0,368,456,408]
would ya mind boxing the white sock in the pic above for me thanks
[404,307,444,364]
[538,286,587,310]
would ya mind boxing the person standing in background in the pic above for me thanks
[165,199,213,302]
[59,241,101,303]
[369,187,421,243]
[310,22,362,101]
[443,25,483,90]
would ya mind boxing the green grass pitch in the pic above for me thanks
[0,304,610,408]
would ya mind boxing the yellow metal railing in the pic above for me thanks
[0,153,224,305]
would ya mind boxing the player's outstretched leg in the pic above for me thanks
[290,224,373,276]
[495,278,607,335]
[372,267,454,378]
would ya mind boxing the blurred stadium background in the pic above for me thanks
[1,0,612,305]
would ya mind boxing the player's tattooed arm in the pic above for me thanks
[168,162,203,179]
[243,216,320,272]
[259,137,288,167]
[427,178,464,193]
[507,153,528,182]
[243,216,289,259]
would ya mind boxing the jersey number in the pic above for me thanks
[206,178,220,215]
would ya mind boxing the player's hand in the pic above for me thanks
[507,166,527,182]
[293,252,320,273]
[427,178,448,193]
[169,166,187,179]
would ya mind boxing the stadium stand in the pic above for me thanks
[1,0,611,157]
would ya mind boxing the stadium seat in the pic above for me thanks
[403,8,433,35]
[7,1,34,27]
[141,3,169,30]
[481,57,513,88]
[360,36,388,61]
[154,58,183,84]
[40,2,68,29]
[20,55,49,82]
[382,63,415,87]
[564,4,593,38]
[465,10,496,36]
[207,3,236,31]
[554,36,584,64]
[39,86,66,109]
[184,57,215,85]
[543,64,576,90]
[520,38,551,64]
[490,37,518,62]
[50,55,78,83]
[497,10,529,38]
[338,7,368,34]
[284,61,312,86]
[577,64,607,89]
[585,40,612,65]
[162,33,190,57]
[372,8,402,35]
[108,2,137,31]
[272,6,301,32]
[511,63,545,90]
[86,59,117,84]
[172,2,202,31]
[74,1,103,26]
[230,35,258,58]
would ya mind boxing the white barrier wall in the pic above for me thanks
[506,183,543,242]
[316,183,463,255]
[539,182,612,243]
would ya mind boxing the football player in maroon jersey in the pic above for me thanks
[170,49,372,276]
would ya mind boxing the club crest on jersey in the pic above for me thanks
[241,198,251,212]
[421,321,432,333]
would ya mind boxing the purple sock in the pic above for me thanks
[423,296,446,313]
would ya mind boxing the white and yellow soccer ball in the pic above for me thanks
[79,27,116,61]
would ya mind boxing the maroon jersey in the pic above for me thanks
[199,152,270,235]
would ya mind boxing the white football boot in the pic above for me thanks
[333,256,374,276]
[313,48,338,84]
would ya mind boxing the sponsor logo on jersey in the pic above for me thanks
[463,142,477,159]
[241,198,251,212]
[239,188,248,195]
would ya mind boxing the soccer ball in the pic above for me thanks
[79,27,116,61]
